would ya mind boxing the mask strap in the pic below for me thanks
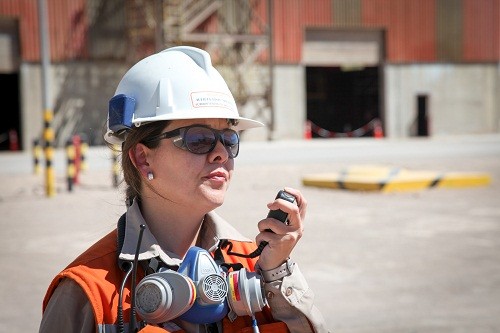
[220,239,266,259]
[215,240,245,272]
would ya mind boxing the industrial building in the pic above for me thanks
[0,0,499,150]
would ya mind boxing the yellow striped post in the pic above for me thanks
[43,109,56,197]
[33,138,42,175]
[72,135,81,185]
[66,139,76,192]
[80,136,89,172]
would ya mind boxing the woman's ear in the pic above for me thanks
[129,143,151,179]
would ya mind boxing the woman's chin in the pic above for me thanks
[201,187,226,208]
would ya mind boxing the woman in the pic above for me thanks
[40,46,329,333]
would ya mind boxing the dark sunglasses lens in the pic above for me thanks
[223,130,239,157]
[184,127,217,154]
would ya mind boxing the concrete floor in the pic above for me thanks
[1,135,499,333]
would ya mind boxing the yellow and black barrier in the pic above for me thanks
[66,139,76,192]
[33,138,43,175]
[302,165,492,193]
[80,137,89,172]
[65,134,88,192]
[43,110,56,197]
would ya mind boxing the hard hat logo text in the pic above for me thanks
[191,92,235,110]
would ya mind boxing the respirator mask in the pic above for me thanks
[134,246,267,325]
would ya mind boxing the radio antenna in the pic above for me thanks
[129,224,146,332]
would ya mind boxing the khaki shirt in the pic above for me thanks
[40,200,330,333]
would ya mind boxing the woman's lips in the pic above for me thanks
[204,171,228,183]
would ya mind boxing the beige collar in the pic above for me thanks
[118,199,251,267]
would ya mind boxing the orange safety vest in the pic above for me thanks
[42,229,289,333]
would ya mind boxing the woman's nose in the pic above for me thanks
[208,140,230,163]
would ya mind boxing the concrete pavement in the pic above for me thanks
[1,135,499,332]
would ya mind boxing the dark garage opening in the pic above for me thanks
[0,73,22,150]
[306,66,381,138]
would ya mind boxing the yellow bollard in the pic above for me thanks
[33,139,42,175]
[80,137,89,172]
[43,110,56,197]
[66,139,76,192]
[72,135,81,185]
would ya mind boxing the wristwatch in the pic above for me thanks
[259,258,295,283]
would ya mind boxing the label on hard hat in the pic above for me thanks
[191,91,235,110]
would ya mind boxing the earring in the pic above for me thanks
[147,171,154,181]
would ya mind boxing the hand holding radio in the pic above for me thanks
[256,188,306,271]
[266,190,297,225]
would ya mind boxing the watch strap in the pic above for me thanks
[259,258,295,283]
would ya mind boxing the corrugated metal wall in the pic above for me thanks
[0,0,38,61]
[0,0,87,62]
[0,0,498,64]
[362,0,436,62]
[463,0,500,62]
[436,0,462,62]
[269,0,498,64]
[273,0,332,63]
[333,0,362,26]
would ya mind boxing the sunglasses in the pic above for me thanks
[144,125,240,158]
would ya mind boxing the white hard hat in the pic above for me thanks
[105,46,263,144]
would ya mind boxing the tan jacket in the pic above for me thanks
[40,200,329,333]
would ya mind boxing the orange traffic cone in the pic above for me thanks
[304,120,312,140]
[9,129,19,151]
[373,120,384,139]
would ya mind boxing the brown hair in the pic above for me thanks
[113,121,170,205]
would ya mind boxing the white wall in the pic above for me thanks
[20,64,44,150]
[385,64,500,138]
[272,65,306,140]
[220,64,307,142]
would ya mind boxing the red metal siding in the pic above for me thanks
[0,0,87,62]
[273,0,300,63]
[272,0,498,64]
[463,0,500,62]
[1,0,498,64]
[362,0,436,63]
[46,0,87,61]
[272,0,438,64]
[250,0,267,35]
[273,0,332,63]
[0,0,37,61]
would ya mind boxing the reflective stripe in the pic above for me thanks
[98,323,139,333]
[98,323,122,333]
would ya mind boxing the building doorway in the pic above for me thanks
[303,28,384,138]
[1,17,21,150]
[0,73,21,150]
[306,65,380,137]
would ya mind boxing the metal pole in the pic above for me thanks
[154,0,164,52]
[38,0,56,197]
[497,2,500,132]
[267,0,274,141]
